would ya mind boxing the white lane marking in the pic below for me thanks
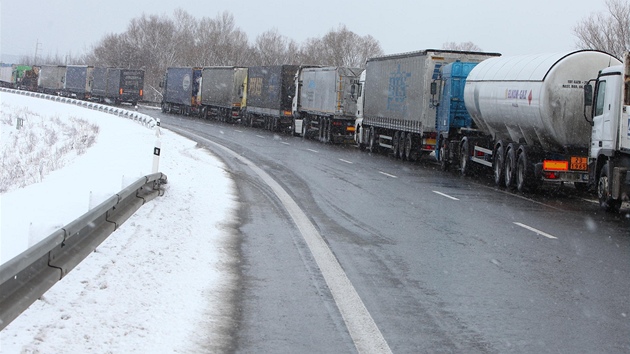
[339,159,353,164]
[183,130,392,354]
[255,135,266,139]
[432,191,459,201]
[307,149,319,153]
[281,142,290,145]
[234,129,243,133]
[580,198,598,204]
[513,222,558,239]
[379,171,398,179]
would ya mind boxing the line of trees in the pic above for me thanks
[22,9,383,102]
[18,3,630,102]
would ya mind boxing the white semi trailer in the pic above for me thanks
[442,50,621,192]
[292,66,362,143]
[585,51,630,212]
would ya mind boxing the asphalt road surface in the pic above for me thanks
[147,109,630,354]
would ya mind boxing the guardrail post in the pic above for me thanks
[152,127,162,174]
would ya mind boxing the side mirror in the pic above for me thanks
[584,84,593,107]
[350,84,357,99]
[430,82,437,95]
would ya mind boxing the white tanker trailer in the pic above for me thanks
[443,50,621,192]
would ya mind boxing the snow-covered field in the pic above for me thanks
[0,92,238,352]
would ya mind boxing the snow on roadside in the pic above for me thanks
[0,92,239,352]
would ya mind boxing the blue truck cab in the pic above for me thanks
[433,61,478,163]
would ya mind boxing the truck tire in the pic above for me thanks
[598,163,622,212]
[324,118,334,144]
[460,139,471,176]
[405,133,414,161]
[493,144,505,186]
[516,149,538,192]
[440,139,449,171]
[393,131,401,158]
[399,132,407,160]
[504,144,517,189]
[369,126,379,153]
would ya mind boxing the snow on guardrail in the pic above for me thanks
[0,88,160,129]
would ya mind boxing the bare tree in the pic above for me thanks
[442,41,483,52]
[300,25,384,67]
[251,29,299,66]
[574,0,630,58]
[197,11,250,66]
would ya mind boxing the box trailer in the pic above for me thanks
[244,65,299,131]
[0,65,13,87]
[38,65,66,95]
[92,67,144,105]
[64,65,94,99]
[160,67,202,115]
[292,66,362,143]
[200,66,247,123]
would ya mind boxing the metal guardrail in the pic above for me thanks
[0,87,160,129]
[0,173,168,330]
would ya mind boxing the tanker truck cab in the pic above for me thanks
[585,52,630,212]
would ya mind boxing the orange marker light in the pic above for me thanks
[543,160,568,171]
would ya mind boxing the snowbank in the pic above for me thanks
[0,92,238,352]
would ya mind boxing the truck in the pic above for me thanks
[17,66,39,91]
[37,65,66,95]
[354,49,500,160]
[200,66,247,123]
[160,67,202,116]
[584,51,630,212]
[64,65,94,99]
[244,65,299,131]
[292,66,362,143]
[0,64,13,87]
[92,67,144,105]
[436,50,621,194]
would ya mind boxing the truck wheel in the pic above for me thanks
[460,140,471,176]
[393,131,401,158]
[302,119,308,138]
[318,118,324,142]
[440,139,449,171]
[399,132,407,160]
[368,127,379,153]
[324,118,334,144]
[493,145,505,186]
[504,145,517,189]
[516,150,538,192]
[405,133,414,161]
[598,163,622,212]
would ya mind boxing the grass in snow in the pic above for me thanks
[0,102,100,193]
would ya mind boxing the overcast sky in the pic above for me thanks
[0,0,612,62]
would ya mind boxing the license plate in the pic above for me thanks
[570,157,588,171]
